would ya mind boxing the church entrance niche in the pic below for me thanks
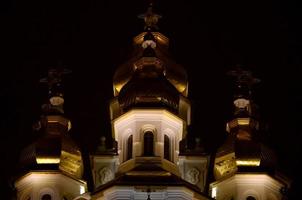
[164,135,171,161]
[144,131,154,156]
[126,135,133,160]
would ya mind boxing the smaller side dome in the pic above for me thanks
[19,115,84,179]
[18,68,84,179]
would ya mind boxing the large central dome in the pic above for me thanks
[118,63,180,112]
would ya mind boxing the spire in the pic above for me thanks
[227,66,260,99]
[227,66,260,116]
[40,66,71,113]
[138,2,161,57]
[19,66,84,179]
[138,2,162,31]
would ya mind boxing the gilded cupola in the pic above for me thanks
[214,67,276,180]
[112,4,188,99]
[19,68,84,179]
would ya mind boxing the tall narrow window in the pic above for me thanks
[126,135,133,160]
[164,135,170,161]
[144,131,154,156]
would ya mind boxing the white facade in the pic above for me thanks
[15,172,87,200]
[209,174,285,200]
[112,109,184,164]
[93,186,209,200]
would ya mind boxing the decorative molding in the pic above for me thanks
[186,168,200,185]
[98,167,114,184]
[97,186,201,200]
[141,124,157,135]
[112,109,184,164]
[113,109,183,138]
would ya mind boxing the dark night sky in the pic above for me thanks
[1,0,301,198]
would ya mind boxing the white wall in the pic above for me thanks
[15,172,87,200]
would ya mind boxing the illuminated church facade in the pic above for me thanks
[13,4,290,200]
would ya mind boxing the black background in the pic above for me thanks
[0,0,301,198]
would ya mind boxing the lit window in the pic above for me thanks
[164,135,170,161]
[80,185,85,195]
[144,131,154,156]
[211,187,217,198]
[126,135,133,160]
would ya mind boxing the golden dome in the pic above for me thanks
[113,32,188,97]
[118,68,180,112]
[20,115,84,179]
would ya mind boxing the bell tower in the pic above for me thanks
[14,68,87,200]
[90,3,210,194]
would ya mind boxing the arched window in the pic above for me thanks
[164,135,170,161]
[41,194,52,200]
[126,135,133,160]
[144,131,154,156]
[246,196,256,200]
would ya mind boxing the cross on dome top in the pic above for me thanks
[138,2,162,31]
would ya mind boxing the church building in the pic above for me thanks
[13,4,290,200]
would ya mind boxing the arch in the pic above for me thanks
[144,131,154,156]
[242,189,259,200]
[164,134,171,161]
[73,195,91,200]
[38,188,57,200]
[163,128,175,162]
[126,135,133,160]
[141,124,156,141]
[41,194,52,200]
[121,128,132,162]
